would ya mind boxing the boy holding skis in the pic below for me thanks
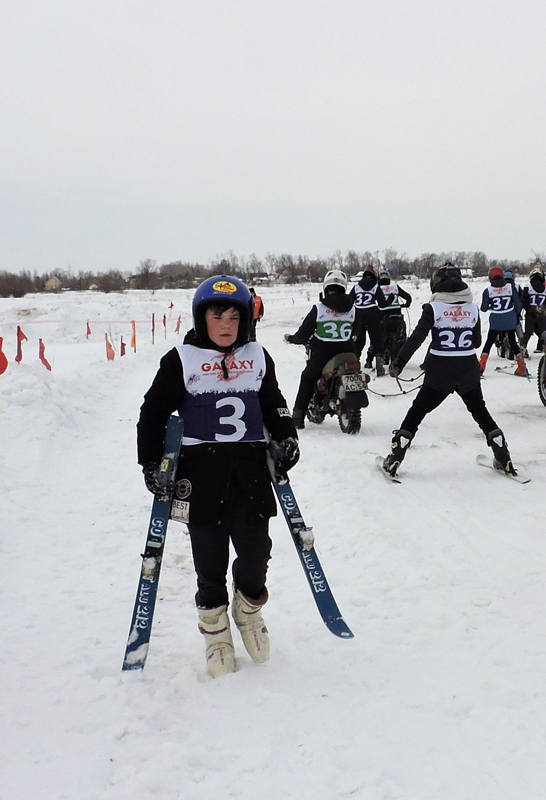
[137,275,299,678]
[284,269,359,428]
[479,266,526,376]
[380,264,517,478]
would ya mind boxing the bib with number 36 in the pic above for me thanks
[428,301,480,357]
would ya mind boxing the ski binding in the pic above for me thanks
[375,455,401,483]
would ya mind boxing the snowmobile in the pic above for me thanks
[306,351,370,434]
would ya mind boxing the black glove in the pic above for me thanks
[389,361,402,378]
[142,462,174,500]
[283,333,294,343]
[269,437,300,475]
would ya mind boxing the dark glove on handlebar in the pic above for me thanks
[269,437,300,475]
[283,333,294,343]
[142,462,175,500]
[389,361,402,378]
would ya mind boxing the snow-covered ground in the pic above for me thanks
[2,279,546,800]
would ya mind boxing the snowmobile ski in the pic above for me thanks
[122,415,184,671]
[476,453,530,484]
[268,456,354,639]
[375,455,402,483]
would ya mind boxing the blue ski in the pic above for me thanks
[122,415,184,671]
[268,459,353,639]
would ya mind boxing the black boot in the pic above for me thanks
[486,428,515,474]
[364,351,373,369]
[292,407,305,430]
[382,429,413,476]
[376,356,385,377]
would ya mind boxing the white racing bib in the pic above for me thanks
[177,342,267,445]
[429,301,479,357]
[313,302,355,342]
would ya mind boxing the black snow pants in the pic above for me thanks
[187,476,272,609]
[399,384,499,439]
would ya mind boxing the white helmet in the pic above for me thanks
[323,269,348,292]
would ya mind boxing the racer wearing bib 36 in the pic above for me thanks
[137,275,298,678]
[284,269,360,429]
[380,264,517,477]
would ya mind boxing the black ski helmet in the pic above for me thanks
[430,262,462,292]
[192,275,254,344]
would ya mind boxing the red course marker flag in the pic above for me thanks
[174,315,182,334]
[0,337,8,374]
[120,336,126,357]
[15,326,27,363]
[39,339,52,371]
[86,320,92,338]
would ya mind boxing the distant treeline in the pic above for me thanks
[0,249,542,298]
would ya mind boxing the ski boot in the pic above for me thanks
[479,353,488,374]
[382,429,414,477]
[486,429,516,475]
[292,407,305,430]
[197,605,235,678]
[364,350,373,369]
[232,588,270,664]
[375,355,386,377]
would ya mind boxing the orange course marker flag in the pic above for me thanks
[130,320,137,351]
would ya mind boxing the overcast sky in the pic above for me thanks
[1,0,545,273]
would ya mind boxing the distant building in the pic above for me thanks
[248,272,271,285]
[45,276,62,292]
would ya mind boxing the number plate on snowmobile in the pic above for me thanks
[341,372,368,392]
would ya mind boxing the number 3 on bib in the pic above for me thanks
[215,397,247,441]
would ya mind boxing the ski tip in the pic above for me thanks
[325,618,354,639]
[122,641,149,671]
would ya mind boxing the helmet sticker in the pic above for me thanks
[212,280,238,294]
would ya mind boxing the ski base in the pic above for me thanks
[268,463,354,639]
[375,455,401,483]
[122,415,184,671]
[476,454,530,484]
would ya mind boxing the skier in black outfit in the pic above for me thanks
[348,265,389,375]
[520,265,546,355]
[380,264,517,477]
[137,275,299,677]
[284,269,359,429]
[374,268,412,366]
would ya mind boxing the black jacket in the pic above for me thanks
[137,336,297,524]
[396,302,482,394]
